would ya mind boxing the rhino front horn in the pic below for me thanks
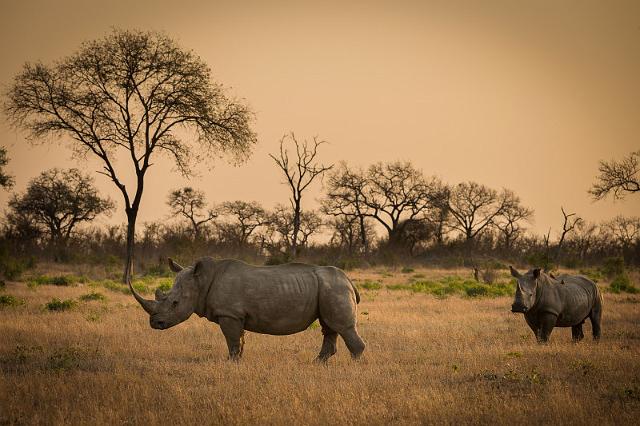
[129,280,158,315]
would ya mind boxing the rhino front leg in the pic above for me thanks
[219,317,245,360]
[571,323,585,342]
[537,313,557,343]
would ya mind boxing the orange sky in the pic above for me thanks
[1,0,639,239]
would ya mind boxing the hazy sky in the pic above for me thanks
[1,0,639,239]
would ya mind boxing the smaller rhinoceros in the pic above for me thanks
[509,266,603,343]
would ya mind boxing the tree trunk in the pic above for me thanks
[291,199,301,258]
[123,208,138,284]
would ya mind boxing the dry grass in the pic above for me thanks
[1,268,639,425]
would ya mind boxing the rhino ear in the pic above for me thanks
[168,257,184,273]
[509,266,521,278]
[533,268,541,279]
[193,260,202,277]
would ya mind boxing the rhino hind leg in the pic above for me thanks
[219,317,245,360]
[316,320,338,363]
[339,327,366,359]
[571,323,585,342]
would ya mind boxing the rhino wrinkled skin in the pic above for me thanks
[510,266,603,343]
[129,257,365,361]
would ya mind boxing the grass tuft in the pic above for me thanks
[44,298,76,311]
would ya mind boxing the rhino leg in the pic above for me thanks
[537,313,557,343]
[219,317,245,360]
[316,320,338,363]
[590,296,603,341]
[339,327,366,359]
[571,323,585,342]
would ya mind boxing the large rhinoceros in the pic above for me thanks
[509,266,603,343]
[129,257,365,362]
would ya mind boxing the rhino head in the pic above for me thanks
[509,266,540,313]
[129,258,201,330]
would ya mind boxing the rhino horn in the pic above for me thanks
[168,257,184,273]
[129,280,158,315]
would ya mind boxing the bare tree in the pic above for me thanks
[603,215,640,250]
[447,182,511,242]
[167,187,217,239]
[216,200,269,246]
[269,132,332,257]
[555,207,583,262]
[7,168,113,246]
[265,204,323,253]
[4,29,256,283]
[0,147,13,189]
[493,190,534,251]
[590,150,640,200]
[327,215,376,254]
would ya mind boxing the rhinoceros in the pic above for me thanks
[509,266,603,343]
[128,257,366,362]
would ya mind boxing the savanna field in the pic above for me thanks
[1,265,639,425]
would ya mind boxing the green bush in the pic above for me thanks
[602,257,625,278]
[609,274,638,294]
[387,276,515,298]
[0,294,25,307]
[265,253,292,266]
[401,267,415,273]
[28,275,89,287]
[79,292,106,302]
[358,280,382,290]
[0,255,35,280]
[44,298,76,311]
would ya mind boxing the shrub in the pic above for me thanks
[401,267,415,273]
[358,280,382,290]
[79,292,106,302]
[609,274,638,294]
[602,257,625,278]
[28,275,89,287]
[44,298,76,311]
[0,294,25,307]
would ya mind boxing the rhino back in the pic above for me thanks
[545,275,598,326]
[208,261,320,334]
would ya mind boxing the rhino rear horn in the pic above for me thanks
[168,258,184,273]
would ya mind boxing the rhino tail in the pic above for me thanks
[346,276,360,304]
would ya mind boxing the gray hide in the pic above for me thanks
[510,266,603,343]
[129,257,365,362]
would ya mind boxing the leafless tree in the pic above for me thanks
[602,215,640,250]
[555,207,583,262]
[265,204,323,253]
[167,187,217,239]
[447,182,512,242]
[269,132,332,257]
[216,200,269,247]
[493,190,534,251]
[327,215,376,254]
[4,29,256,283]
[0,147,13,189]
[590,150,640,200]
[7,168,113,246]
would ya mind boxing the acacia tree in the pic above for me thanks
[8,168,113,246]
[270,133,332,257]
[603,215,640,251]
[590,150,639,200]
[493,190,534,251]
[216,200,269,247]
[323,161,448,249]
[0,147,13,189]
[265,204,323,253]
[4,30,256,282]
[167,187,216,239]
[447,181,512,242]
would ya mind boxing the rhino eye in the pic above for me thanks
[172,300,179,308]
